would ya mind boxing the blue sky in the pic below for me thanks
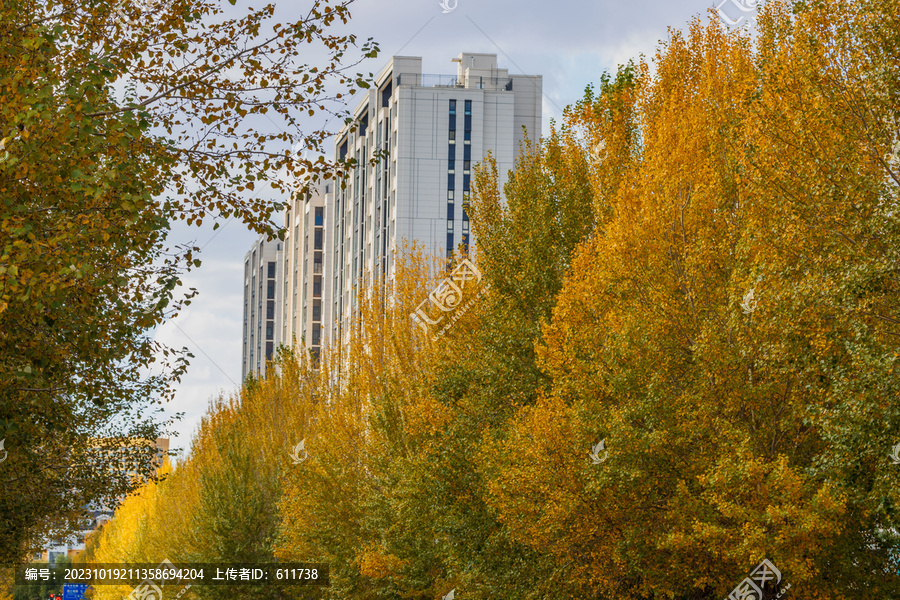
[153,0,750,456]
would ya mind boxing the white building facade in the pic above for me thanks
[327,52,542,344]
[281,181,333,359]
[241,236,283,379]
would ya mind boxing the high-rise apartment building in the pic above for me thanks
[243,51,541,362]
[326,52,541,343]
[241,235,283,379]
[281,181,333,358]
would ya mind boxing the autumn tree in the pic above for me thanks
[0,0,378,565]
[275,246,444,599]
[486,1,900,598]
[83,351,319,600]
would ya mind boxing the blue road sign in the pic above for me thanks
[62,584,88,600]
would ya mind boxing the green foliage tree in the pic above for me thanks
[0,0,378,565]
[11,555,71,600]
[84,352,317,600]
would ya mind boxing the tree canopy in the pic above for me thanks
[0,0,377,565]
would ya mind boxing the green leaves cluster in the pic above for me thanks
[0,0,378,566]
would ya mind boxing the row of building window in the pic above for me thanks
[448,100,472,257]
[447,100,473,257]
[264,260,276,359]
[244,253,278,375]
[309,205,325,351]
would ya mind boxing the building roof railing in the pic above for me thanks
[396,73,513,91]
[397,73,460,87]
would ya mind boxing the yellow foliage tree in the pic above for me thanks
[485,1,900,598]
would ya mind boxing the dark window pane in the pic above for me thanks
[267,301,275,319]
[464,99,471,114]
[449,99,456,113]
[448,144,456,159]
[267,281,275,299]
[266,323,273,340]
[314,230,323,250]
[449,114,456,131]
[447,204,454,220]
[315,207,324,226]
[448,173,455,189]
[267,262,275,278]
[266,342,274,359]
[447,232,454,254]
[313,276,322,297]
